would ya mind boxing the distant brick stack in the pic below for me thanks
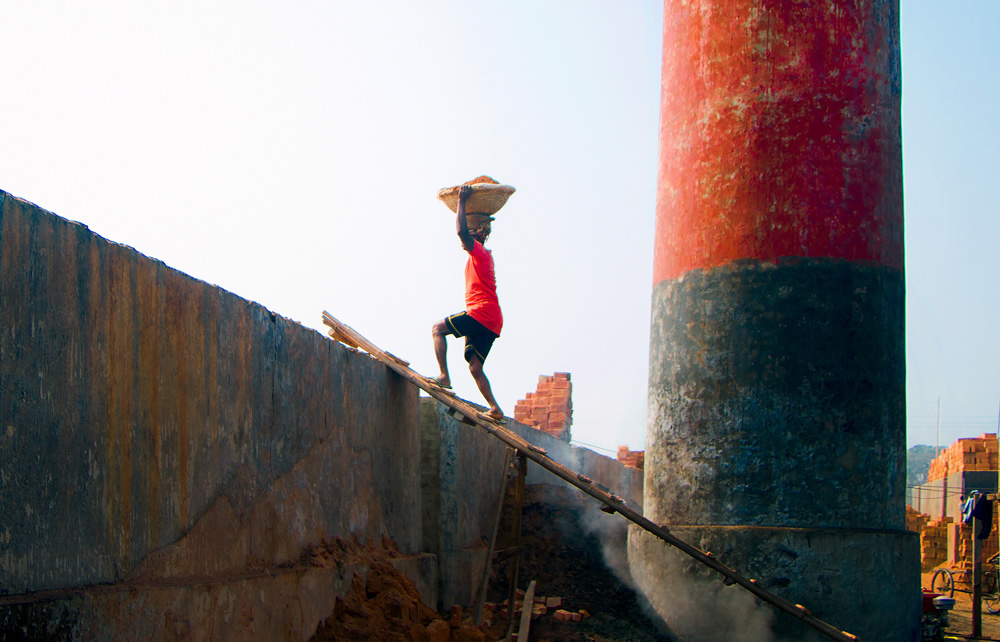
[617,446,644,470]
[927,433,999,481]
[953,520,999,571]
[919,517,952,571]
[909,431,1000,573]
[905,504,948,571]
[908,501,1000,573]
[513,373,572,441]
[906,505,928,533]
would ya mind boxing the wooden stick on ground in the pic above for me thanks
[515,579,536,642]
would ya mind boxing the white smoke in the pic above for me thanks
[627,529,782,642]
[575,502,630,580]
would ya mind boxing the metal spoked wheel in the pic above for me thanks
[931,568,955,597]
[985,568,1000,614]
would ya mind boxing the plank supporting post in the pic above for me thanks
[503,452,527,640]
[474,447,514,626]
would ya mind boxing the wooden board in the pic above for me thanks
[319,310,859,642]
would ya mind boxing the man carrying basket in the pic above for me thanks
[429,177,514,424]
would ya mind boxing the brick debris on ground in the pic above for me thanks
[307,541,492,642]
[486,483,669,641]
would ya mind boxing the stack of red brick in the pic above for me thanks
[909,433,1000,572]
[617,446,644,470]
[513,373,572,441]
[906,504,929,534]
[927,433,999,481]
[906,505,947,572]
[919,517,952,572]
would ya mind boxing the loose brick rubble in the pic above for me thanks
[487,595,588,627]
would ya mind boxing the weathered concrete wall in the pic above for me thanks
[0,189,645,638]
[0,190,425,638]
[420,397,643,611]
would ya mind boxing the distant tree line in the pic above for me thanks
[907,444,937,487]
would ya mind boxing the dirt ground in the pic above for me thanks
[306,484,666,641]
[309,497,1000,641]
[922,571,1000,641]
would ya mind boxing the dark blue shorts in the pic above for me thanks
[445,312,498,364]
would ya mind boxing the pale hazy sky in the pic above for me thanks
[1,2,996,455]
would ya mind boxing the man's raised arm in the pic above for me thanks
[456,184,474,252]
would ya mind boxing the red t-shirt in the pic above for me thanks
[465,241,503,335]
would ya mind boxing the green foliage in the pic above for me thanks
[908,444,938,487]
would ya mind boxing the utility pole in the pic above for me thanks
[937,397,942,457]
[972,498,982,637]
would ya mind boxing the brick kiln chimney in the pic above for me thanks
[627,2,920,640]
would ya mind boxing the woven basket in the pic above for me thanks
[437,177,516,216]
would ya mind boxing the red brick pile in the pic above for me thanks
[927,433,999,481]
[906,506,947,572]
[955,519,999,566]
[919,517,952,571]
[486,593,590,627]
[909,505,1000,573]
[906,504,929,533]
[513,373,572,441]
[909,433,1000,573]
[617,446,644,470]
[914,517,998,580]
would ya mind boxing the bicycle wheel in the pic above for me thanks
[986,568,1000,614]
[932,568,955,597]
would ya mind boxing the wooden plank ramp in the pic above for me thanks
[320,310,861,642]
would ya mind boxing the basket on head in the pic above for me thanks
[437,176,516,216]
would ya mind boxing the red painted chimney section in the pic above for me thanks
[630,3,919,641]
[653,2,904,283]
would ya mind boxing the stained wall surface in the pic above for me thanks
[0,189,647,639]
[0,190,423,637]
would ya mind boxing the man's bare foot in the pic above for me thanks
[478,407,505,425]
[428,376,451,389]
